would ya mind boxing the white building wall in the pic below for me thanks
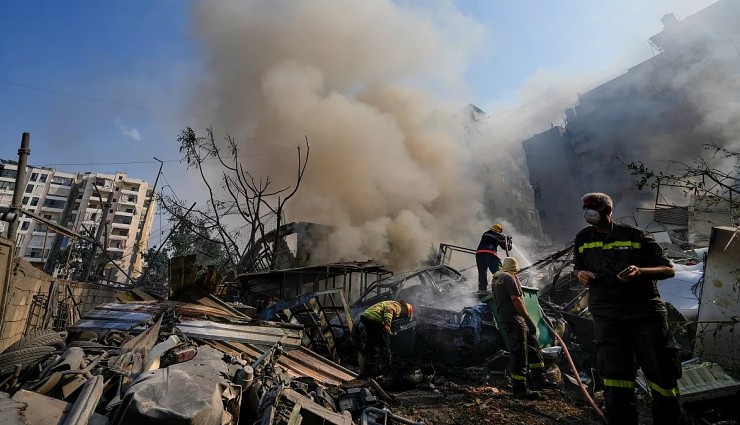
[0,160,155,283]
[693,226,740,374]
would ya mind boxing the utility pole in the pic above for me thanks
[82,192,113,282]
[8,133,31,243]
[44,176,81,275]
[126,157,162,284]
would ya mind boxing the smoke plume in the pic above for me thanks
[191,0,490,271]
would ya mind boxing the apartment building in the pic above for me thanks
[0,159,156,283]
[521,1,739,244]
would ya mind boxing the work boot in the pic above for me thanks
[531,372,561,390]
[512,382,543,400]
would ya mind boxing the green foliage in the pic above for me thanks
[135,247,170,295]
[55,227,109,282]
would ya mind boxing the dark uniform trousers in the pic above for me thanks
[360,315,392,371]
[502,318,546,387]
[594,314,689,425]
[476,253,501,291]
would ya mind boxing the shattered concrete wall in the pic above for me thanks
[0,255,122,352]
[693,226,740,374]
[688,196,735,247]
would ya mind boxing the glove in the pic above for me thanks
[384,323,392,334]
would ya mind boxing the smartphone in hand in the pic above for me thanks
[617,267,632,279]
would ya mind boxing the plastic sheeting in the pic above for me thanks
[111,346,240,425]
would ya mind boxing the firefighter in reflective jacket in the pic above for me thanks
[492,256,558,399]
[360,300,414,375]
[476,223,513,292]
[574,192,689,425]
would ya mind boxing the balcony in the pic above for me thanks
[32,229,57,237]
[92,183,114,193]
[41,205,64,213]
[108,234,129,240]
[120,188,140,196]
[111,222,132,229]
[118,198,137,206]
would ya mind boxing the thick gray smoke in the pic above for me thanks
[191,0,491,271]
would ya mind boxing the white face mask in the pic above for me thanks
[584,208,602,225]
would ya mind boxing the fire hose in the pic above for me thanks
[540,309,606,424]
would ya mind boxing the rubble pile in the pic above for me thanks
[2,232,740,424]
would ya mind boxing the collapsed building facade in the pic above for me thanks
[522,0,740,245]
[458,104,551,245]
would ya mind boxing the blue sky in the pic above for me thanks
[0,0,716,195]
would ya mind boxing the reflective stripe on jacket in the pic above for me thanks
[362,301,402,325]
[573,222,670,318]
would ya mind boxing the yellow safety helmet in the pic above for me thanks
[491,223,503,233]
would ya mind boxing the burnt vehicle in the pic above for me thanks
[350,264,465,313]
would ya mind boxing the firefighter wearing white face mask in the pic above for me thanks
[573,192,688,425]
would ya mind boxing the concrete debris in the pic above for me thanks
[2,225,739,423]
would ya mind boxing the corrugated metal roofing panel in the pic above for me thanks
[637,362,740,403]
[204,340,357,386]
[654,207,689,226]
[177,321,303,348]
[68,319,147,332]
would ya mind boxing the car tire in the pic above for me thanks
[3,330,65,354]
[0,346,56,378]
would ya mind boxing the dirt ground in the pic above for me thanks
[381,374,637,425]
[384,374,740,425]
[381,374,605,425]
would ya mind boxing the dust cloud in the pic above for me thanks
[191,0,491,271]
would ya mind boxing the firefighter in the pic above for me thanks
[476,223,513,292]
[492,256,558,399]
[574,192,689,424]
[359,300,414,376]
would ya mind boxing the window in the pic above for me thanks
[125,208,133,213]
[25,184,33,193]
[30,197,39,206]
[0,168,17,179]
[113,215,132,225]
[22,196,29,204]
[0,181,14,190]
[43,214,52,219]
[39,174,47,183]
[115,187,120,191]
[50,176,72,186]
[43,199,66,209]
[21,221,29,230]
[30,172,38,181]
[128,195,136,202]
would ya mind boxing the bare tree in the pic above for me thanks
[160,126,310,278]
[626,143,740,223]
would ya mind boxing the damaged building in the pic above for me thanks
[522,0,740,245]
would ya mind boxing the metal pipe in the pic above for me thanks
[82,192,114,282]
[360,407,422,425]
[126,157,163,283]
[8,133,31,242]
[61,374,104,425]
